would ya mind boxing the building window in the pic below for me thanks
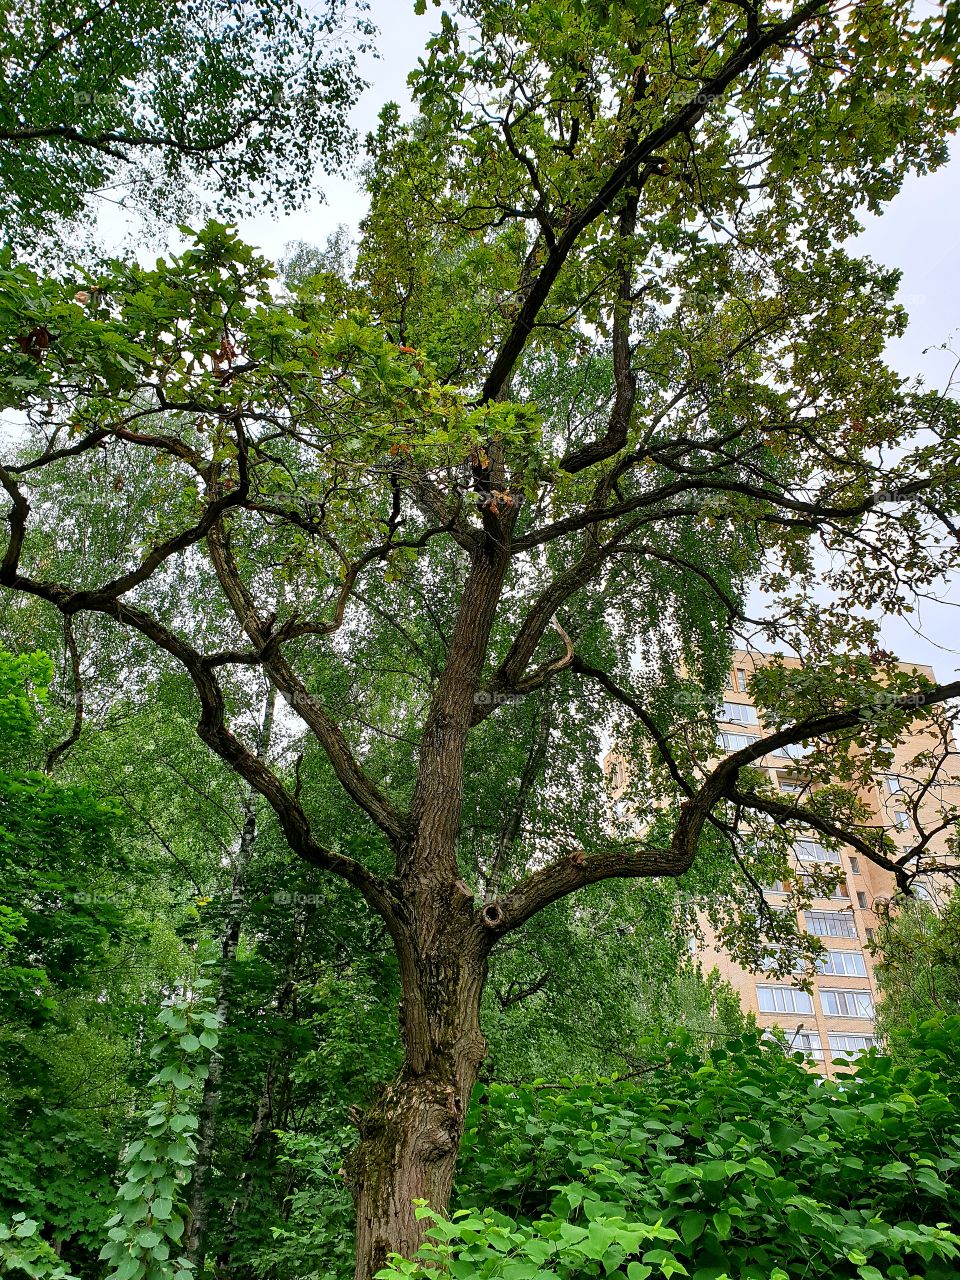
[761,948,804,974]
[717,730,757,753]
[736,667,748,692]
[856,891,868,909]
[893,810,910,831]
[799,872,848,899]
[721,700,758,726]
[804,910,858,938]
[816,950,867,978]
[761,1027,824,1060]
[608,760,623,788]
[773,742,814,757]
[885,775,904,794]
[820,989,875,1018]
[787,1029,824,1061]
[724,671,735,690]
[757,985,814,1014]
[795,840,842,865]
[779,780,804,793]
[765,880,786,895]
[865,927,875,942]
[828,1033,876,1058]
[849,857,861,874]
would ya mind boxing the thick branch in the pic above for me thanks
[557,176,639,473]
[488,840,695,936]
[488,677,960,935]
[730,787,910,886]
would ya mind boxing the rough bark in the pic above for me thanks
[347,897,490,1280]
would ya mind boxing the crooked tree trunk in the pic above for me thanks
[347,904,489,1280]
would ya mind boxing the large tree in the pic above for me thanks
[3,2,960,1276]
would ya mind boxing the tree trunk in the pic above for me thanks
[183,898,242,1263]
[347,920,488,1280]
[217,970,299,1270]
[185,688,276,1265]
[349,542,511,1279]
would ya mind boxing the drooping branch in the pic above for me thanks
[488,678,960,935]
[729,788,910,886]
[0,535,401,931]
[569,658,693,798]
[704,682,960,791]
[485,702,553,898]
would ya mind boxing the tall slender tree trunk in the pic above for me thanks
[185,688,276,1264]
[217,967,299,1268]
[183,890,243,1263]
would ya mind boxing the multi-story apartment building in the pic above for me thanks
[605,649,960,1077]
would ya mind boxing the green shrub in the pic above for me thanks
[380,1017,960,1280]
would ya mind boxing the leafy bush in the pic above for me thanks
[0,1213,78,1280]
[380,1018,960,1280]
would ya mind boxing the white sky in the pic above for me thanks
[96,0,960,680]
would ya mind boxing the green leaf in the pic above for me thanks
[712,1211,732,1240]
[681,1213,707,1245]
[769,1121,803,1152]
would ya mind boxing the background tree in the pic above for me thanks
[873,894,960,1044]
[0,0,371,251]
[2,2,960,1276]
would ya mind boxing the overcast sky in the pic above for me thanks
[101,1,960,679]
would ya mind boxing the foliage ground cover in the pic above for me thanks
[382,1019,960,1280]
